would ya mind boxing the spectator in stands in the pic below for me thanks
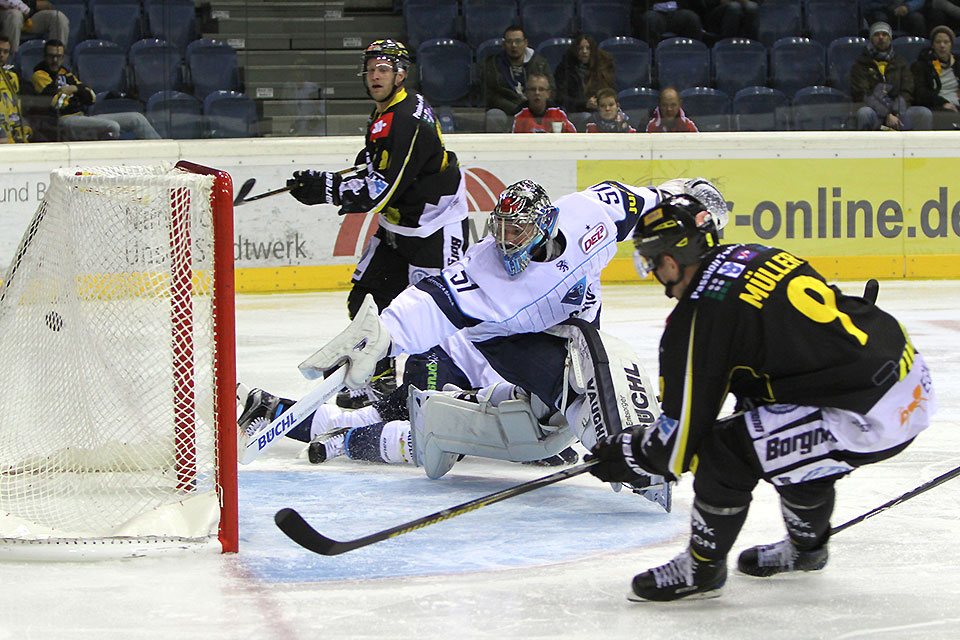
[554,34,614,118]
[32,39,161,140]
[911,25,960,129]
[860,0,927,38]
[585,87,637,132]
[0,34,30,141]
[645,86,699,132]
[703,0,758,41]
[0,1,68,56]
[632,1,704,45]
[511,72,576,133]
[482,24,557,133]
[851,22,933,130]
[929,0,960,32]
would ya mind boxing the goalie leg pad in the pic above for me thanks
[407,384,575,479]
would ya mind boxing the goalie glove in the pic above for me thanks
[585,429,655,485]
[287,169,343,206]
[298,294,392,390]
[655,177,729,230]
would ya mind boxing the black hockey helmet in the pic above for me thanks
[632,194,719,278]
[361,39,411,74]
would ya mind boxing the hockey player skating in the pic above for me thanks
[585,193,937,601]
[285,39,469,408]
[247,177,729,508]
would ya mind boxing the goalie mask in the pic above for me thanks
[632,194,719,280]
[490,180,559,276]
[360,39,411,97]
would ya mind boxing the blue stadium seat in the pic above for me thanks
[73,39,128,95]
[130,38,183,101]
[404,1,460,51]
[91,0,144,52]
[91,92,144,115]
[712,38,767,97]
[756,0,801,48]
[435,105,456,133]
[578,1,632,42]
[203,90,258,138]
[771,37,825,98]
[462,0,518,49]
[679,87,731,132]
[827,36,866,95]
[655,38,710,92]
[535,37,572,73]
[520,0,576,49]
[599,37,651,90]
[146,90,202,138]
[791,85,851,130]
[617,87,659,126]
[56,1,90,56]
[804,0,859,47]
[475,37,503,64]
[733,86,790,131]
[144,0,198,54]
[416,38,473,105]
[892,36,930,64]
[186,39,241,99]
[13,39,45,80]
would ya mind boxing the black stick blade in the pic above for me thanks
[233,178,255,206]
[275,507,343,555]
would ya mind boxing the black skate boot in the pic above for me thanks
[522,446,579,467]
[307,427,349,464]
[335,366,397,409]
[629,548,727,602]
[737,538,829,577]
[237,386,292,436]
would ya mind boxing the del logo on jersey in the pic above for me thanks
[579,223,608,254]
[370,113,393,140]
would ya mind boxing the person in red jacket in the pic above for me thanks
[645,87,699,133]
[511,73,576,133]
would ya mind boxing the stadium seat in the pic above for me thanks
[435,105,456,133]
[535,37,572,73]
[13,39,45,80]
[733,85,790,131]
[599,36,651,90]
[91,92,144,115]
[475,37,503,64]
[617,87,659,127]
[578,1,632,42]
[520,0,576,50]
[756,0,801,48]
[56,0,90,56]
[130,38,183,101]
[186,39,241,99]
[146,90,202,138]
[804,0,859,47]
[462,0,518,49]
[404,1,460,51]
[655,38,710,92]
[416,38,474,105]
[791,85,851,130]
[771,37,825,98]
[712,38,767,97]
[203,90,258,138]
[827,36,867,95]
[91,0,144,52]
[144,0,198,54]
[679,87,731,132]
[73,39,128,96]
[892,36,930,64]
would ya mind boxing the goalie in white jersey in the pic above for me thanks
[241,177,728,504]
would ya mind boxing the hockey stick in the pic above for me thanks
[240,364,347,464]
[233,165,365,207]
[831,463,960,535]
[275,459,600,555]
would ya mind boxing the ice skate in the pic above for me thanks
[307,427,349,464]
[737,538,829,577]
[627,473,674,513]
[335,367,396,409]
[629,548,726,602]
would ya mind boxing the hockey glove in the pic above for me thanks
[655,177,729,230]
[585,430,652,485]
[287,169,342,206]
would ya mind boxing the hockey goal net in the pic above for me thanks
[0,161,237,559]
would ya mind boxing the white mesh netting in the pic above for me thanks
[0,164,226,556]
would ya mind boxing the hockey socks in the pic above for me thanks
[309,420,415,465]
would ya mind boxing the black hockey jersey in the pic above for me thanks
[340,87,466,238]
[646,243,915,479]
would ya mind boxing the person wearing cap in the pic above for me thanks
[911,25,960,129]
[861,0,927,38]
[850,22,933,130]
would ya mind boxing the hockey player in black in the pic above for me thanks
[587,194,937,602]
[286,39,469,408]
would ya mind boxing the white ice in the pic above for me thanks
[2,281,958,640]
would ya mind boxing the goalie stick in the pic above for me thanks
[275,460,600,555]
[233,165,365,207]
[240,364,347,464]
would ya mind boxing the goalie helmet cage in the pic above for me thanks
[0,161,238,560]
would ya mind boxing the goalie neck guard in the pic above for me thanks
[490,180,559,276]
[632,193,719,279]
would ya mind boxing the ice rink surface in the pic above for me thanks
[2,280,958,640]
